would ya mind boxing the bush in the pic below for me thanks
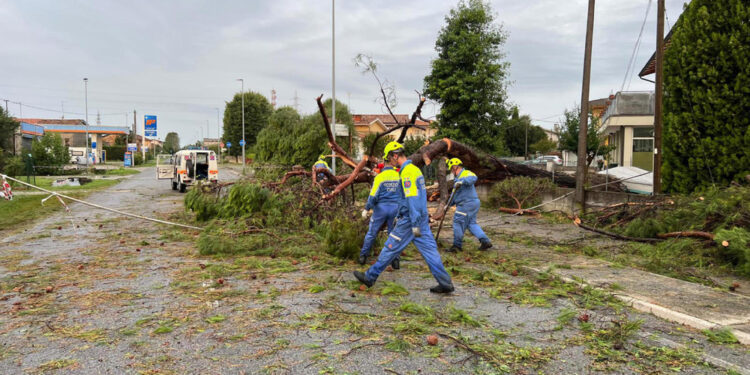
[103,145,125,161]
[322,218,368,260]
[715,228,750,275]
[31,133,69,174]
[488,176,556,209]
[1,156,24,176]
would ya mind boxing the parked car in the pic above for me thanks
[521,155,563,166]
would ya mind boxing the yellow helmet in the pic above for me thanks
[383,141,404,159]
[318,154,326,160]
[446,158,462,169]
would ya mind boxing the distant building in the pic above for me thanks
[598,91,655,171]
[202,138,220,147]
[14,118,129,163]
[351,114,436,140]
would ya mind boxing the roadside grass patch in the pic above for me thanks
[205,315,226,324]
[448,305,482,327]
[381,282,409,296]
[38,358,78,372]
[702,327,739,344]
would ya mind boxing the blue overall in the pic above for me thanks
[364,161,453,288]
[360,167,400,257]
[314,160,330,181]
[452,168,490,248]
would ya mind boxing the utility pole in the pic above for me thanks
[84,78,90,169]
[575,0,595,210]
[331,0,336,175]
[19,102,22,118]
[61,101,65,120]
[133,110,137,147]
[237,79,245,172]
[216,108,221,164]
[293,91,299,112]
[653,0,664,194]
[524,120,529,160]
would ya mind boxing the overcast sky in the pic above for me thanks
[0,0,687,145]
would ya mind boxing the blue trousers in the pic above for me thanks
[360,203,399,257]
[365,217,453,288]
[453,199,489,248]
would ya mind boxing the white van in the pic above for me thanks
[156,150,218,192]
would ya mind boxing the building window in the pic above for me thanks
[632,127,654,171]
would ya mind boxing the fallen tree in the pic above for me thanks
[293,95,623,210]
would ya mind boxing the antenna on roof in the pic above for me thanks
[96,110,101,125]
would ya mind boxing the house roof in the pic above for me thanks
[638,27,676,77]
[352,114,431,128]
[43,124,129,134]
[16,118,86,125]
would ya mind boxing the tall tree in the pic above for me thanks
[423,0,510,154]
[222,91,273,157]
[255,100,354,166]
[0,107,19,155]
[501,107,546,157]
[558,106,614,166]
[662,0,750,193]
[163,132,180,154]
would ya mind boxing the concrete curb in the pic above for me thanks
[520,265,750,373]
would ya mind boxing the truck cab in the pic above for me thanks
[157,150,218,192]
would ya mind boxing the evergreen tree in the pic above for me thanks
[222,91,273,157]
[423,0,510,154]
[662,0,750,193]
[163,132,180,154]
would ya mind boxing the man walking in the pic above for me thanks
[354,141,454,293]
[359,164,400,268]
[446,158,493,252]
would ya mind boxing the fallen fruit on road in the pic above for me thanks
[426,335,438,346]
[511,270,519,276]
[578,313,590,323]
[45,286,54,293]
[359,285,367,291]
[217,278,224,285]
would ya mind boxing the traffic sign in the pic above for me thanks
[226,142,232,148]
[145,130,157,137]
[239,140,246,146]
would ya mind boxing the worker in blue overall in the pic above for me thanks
[446,158,493,252]
[359,164,401,268]
[313,154,331,193]
[354,141,454,293]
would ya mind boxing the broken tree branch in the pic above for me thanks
[573,218,662,243]
[658,231,715,240]
[316,94,357,169]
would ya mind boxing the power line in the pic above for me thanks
[621,0,654,92]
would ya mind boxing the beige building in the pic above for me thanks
[598,91,655,171]
[352,114,436,140]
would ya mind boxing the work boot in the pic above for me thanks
[358,254,367,265]
[353,271,373,288]
[447,245,462,253]
[391,257,400,270]
[429,284,455,294]
[479,240,493,251]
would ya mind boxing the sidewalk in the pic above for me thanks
[439,211,750,345]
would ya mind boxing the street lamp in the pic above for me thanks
[236,78,245,173]
[83,78,89,168]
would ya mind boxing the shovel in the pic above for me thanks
[434,187,457,246]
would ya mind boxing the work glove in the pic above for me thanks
[361,209,370,218]
[412,227,422,237]
[454,181,463,189]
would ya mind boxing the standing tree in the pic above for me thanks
[662,0,750,193]
[0,107,20,170]
[31,133,69,174]
[163,132,180,154]
[501,107,546,157]
[558,106,614,166]
[222,91,273,157]
[423,0,511,154]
